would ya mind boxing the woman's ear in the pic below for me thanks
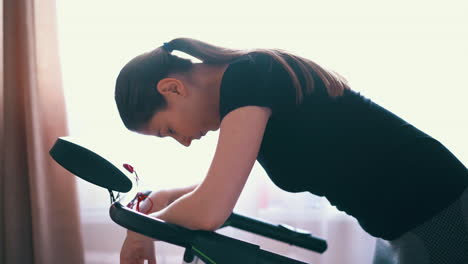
[157,78,188,97]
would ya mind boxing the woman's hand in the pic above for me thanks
[120,230,157,264]
[120,186,198,263]
[120,190,172,264]
[137,190,172,214]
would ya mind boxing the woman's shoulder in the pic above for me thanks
[219,53,287,120]
[229,52,275,69]
[223,52,278,86]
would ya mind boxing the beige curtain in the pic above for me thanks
[1,0,84,263]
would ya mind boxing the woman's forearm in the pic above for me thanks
[149,190,213,230]
[166,183,199,204]
[139,184,200,214]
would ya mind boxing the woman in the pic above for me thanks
[115,38,468,264]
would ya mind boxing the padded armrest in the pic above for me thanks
[110,202,194,247]
[223,213,327,253]
[110,201,326,264]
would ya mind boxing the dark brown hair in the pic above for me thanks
[115,37,349,131]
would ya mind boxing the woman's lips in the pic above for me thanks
[191,131,207,142]
[196,131,207,140]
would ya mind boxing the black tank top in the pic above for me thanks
[218,52,468,240]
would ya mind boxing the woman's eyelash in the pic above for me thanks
[168,128,175,135]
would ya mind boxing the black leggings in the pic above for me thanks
[373,185,468,264]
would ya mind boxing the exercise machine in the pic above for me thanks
[49,137,327,264]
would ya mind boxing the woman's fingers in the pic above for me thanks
[120,231,158,264]
[146,241,157,264]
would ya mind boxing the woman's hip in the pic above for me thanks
[373,185,468,264]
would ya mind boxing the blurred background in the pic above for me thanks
[2,0,467,263]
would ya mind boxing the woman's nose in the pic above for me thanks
[174,135,191,147]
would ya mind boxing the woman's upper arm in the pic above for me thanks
[193,105,272,230]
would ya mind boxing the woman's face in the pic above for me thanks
[138,76,217,147]
[142,104,208,147]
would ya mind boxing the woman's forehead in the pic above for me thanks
[140,112,165,135]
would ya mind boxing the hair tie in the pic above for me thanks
[162,42,174,53]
